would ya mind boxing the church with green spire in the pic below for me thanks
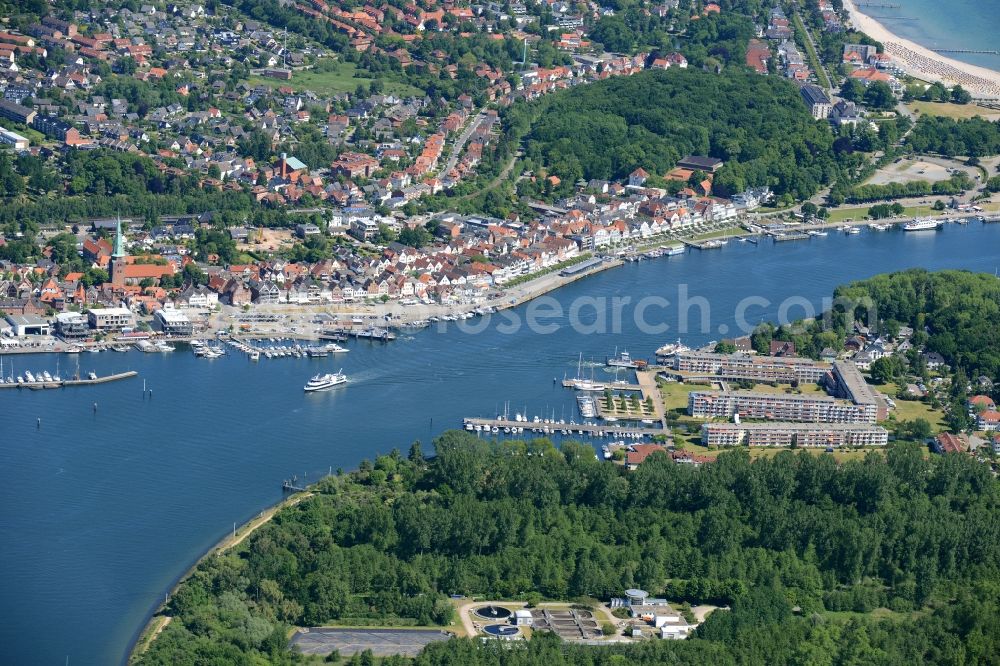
[110,217,127,287]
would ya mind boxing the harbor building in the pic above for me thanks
[689,390,877,424]
[3,313,51,336]
[54,312,90,340]
[87,307,133,332]
[152,309,193,336]
[701,422,889,448]
[672,350,830,383]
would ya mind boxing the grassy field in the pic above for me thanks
[873,383,946,431]
[660,381,713,412]
[690,226,744,241]
[825,205,946,223]
[672,434,878,462]
[742,382,826,395]
[906,100,1000,120]
[249,63,421,97]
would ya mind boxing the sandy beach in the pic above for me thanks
[843,0,1000,99]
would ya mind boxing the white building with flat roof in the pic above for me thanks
[87,307,133,332]
[0,126,29,150]
[153,308,192,336]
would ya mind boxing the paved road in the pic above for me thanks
[440,111,487,177]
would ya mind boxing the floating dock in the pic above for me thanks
[463,417,665,438]
[0,370,138,390]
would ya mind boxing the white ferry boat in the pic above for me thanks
[903,219,940,232]
[655,339,690,359]
[303,371,348,392]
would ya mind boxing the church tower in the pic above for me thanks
[110,218,127,287]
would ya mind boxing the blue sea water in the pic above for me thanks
[870,0,1000,72]
[1,222,1000,665]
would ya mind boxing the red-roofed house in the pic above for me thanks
[625,444,669,470]
[978,410,1000,432]
[934,433,968,454]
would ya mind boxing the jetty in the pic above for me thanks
[772,232,810,242]
[931,49,1000,55]
[561,378,642,392]
[462,417,664,438]
[0,370,138,390]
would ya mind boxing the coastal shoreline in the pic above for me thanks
[4,214,999,360]
[842,0,1000,99]
[126,491,314,664]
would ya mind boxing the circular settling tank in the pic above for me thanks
[474,605,513,620]
[482,624,520,637]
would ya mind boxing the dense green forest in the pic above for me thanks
[834,269,1000,384]
[906,116,1000,157]
[515,68,842,200]
[138,422,1000,664]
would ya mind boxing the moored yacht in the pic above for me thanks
[903,218,940,232]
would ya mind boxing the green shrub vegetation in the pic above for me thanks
[847,173,974,203]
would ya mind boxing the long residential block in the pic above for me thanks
[701,422,889,448]
[689,389,877,424]
[672,351,830,384]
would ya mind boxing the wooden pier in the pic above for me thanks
[561,379,642,391]
[932,48,1000,55]
[0,370,138,390]
[463,417,665,438]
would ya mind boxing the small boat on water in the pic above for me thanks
[903,219,940,232]
[807,230,827,237]
[843,225,861,235]
[324,343,349,353]
[303,370,348,392]
[606,349,646,369]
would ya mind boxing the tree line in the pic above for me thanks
[139,418,1000,664]
[516,68,844,201]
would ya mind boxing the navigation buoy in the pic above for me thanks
[93,402,98,413]
[37,417,41,428]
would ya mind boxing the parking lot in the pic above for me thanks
[290,627,453,657]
